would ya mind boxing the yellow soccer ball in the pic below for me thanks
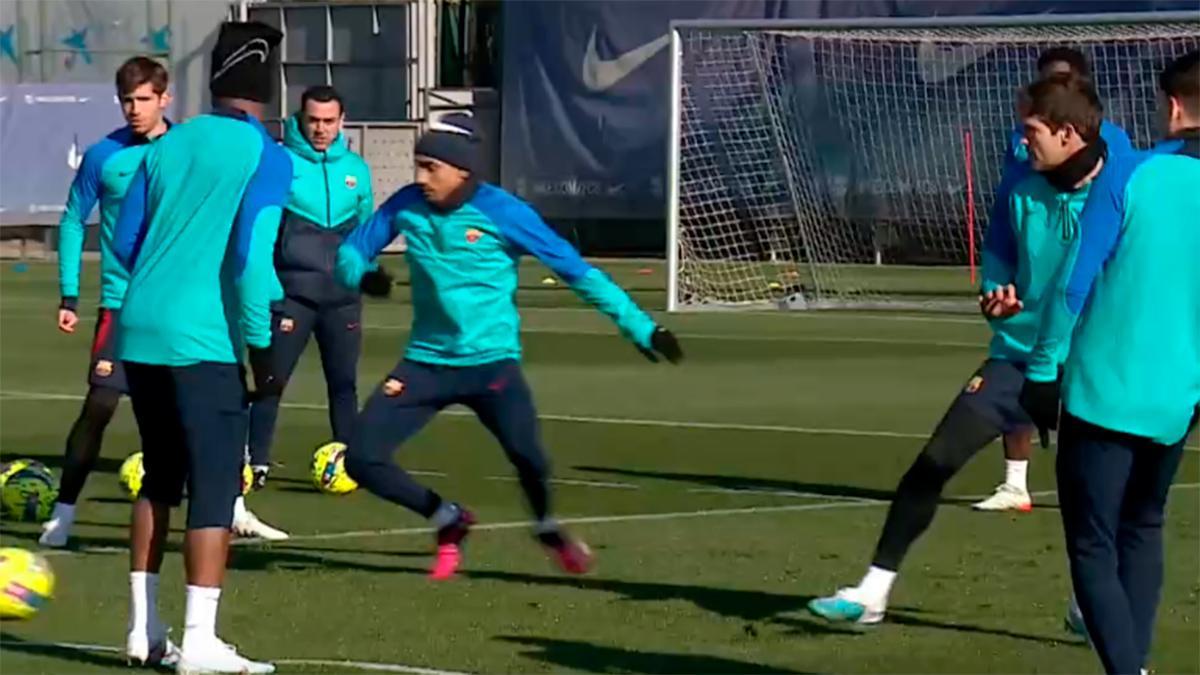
[0,547,55,620]
[0,459,32,488]
[310,442,357,495]
[122,452,252,499]
[1,462,57,522]
[118,452,145,500]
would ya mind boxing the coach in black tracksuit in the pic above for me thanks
[246,86,374,485]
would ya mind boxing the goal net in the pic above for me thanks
[667,14,1200,311]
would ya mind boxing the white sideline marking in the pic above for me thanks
[6,389,1198,452]
[0,389,933,441]
[0,640,469,674]
[485,475,640,490]
[34,484,1200,557]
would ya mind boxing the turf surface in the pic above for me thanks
[1,260,1196,674]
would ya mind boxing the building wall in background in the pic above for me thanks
[0,0,229,119]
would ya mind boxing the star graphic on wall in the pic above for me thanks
[61,27,92,68]
[143,25,170,53]
[0,25,17,65]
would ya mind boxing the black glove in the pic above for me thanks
[1019,378,1061,449]
[248,346,285,399]
[360,267,394,298]
[637,327,684,364]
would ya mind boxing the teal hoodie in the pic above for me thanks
[281,114,373,228]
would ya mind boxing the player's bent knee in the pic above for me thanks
[82,386,121,426]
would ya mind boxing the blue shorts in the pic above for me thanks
[955,358,1034,434]
[125,361,247,529]
[87,308,127,393]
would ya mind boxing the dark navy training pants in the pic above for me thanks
[344,359,550,521]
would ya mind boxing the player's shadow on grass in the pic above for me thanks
[0,632,126,670]
[0,451,123,475]
[351,560,805,623]
[497,635,807,674]
[574,465,1008,508]
[771,606,1076,648]
[575,465,898,502]
[0,527,132,552]
[227,544,425,573]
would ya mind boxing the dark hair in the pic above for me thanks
[300,85,344,115]
[1159,50,1200,117]
[115,56,169,96]
[1025,73,1103,142]
[1037,47,1091,79]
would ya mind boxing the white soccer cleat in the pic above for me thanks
[38,517,71,549]
[971,483,1033,512]
[176,637,274,674]
[232,509,289,541]
[127,628,181,668]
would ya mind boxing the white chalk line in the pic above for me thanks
[4,389,1196,452]
[38,483,1200,557]
[0,639,469,674]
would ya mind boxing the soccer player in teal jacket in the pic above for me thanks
[246,85,374,489]
[809,74,1107,626]
[335,114,683,580]
[39,57,172,550]
[109,22,287,675]
[974,47,1133,512]
[1021,51,1200,675]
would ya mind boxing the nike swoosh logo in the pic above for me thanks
[916,43,997,84]
[211,38,270,82]
[582,28,670,92]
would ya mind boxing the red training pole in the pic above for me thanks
[963,128,976,287]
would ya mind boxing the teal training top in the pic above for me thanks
[980,171,1090,364]
[1027,136,1200,444]
[111,109,292,366]
[336,182,658,366]
[57,124,170,309]
[281,114,373,228]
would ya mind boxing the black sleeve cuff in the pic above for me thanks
[59,296,79,311]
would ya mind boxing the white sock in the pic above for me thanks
[128,572,161,637]
[429,502,460,530]
[49,502,76,527]
[1005,459,1029,492]
[857,565,897,605]
[233,495,247,521]
[183,585,221,647]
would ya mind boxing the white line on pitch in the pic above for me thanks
[36,484,1200,557]
[0,640,470,675]
[4,389,1198,452]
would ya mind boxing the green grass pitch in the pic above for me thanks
[1,260,1196,673]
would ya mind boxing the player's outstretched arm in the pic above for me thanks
[56,147,104,331]
[111,161,150,273]
[232,145,292,396]
[491,195,683,363]
[335,185,421,296]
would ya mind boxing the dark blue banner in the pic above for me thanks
[500,0,1196,221]
[0,84,129,225]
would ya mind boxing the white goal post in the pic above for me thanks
[666,12,1200,311]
